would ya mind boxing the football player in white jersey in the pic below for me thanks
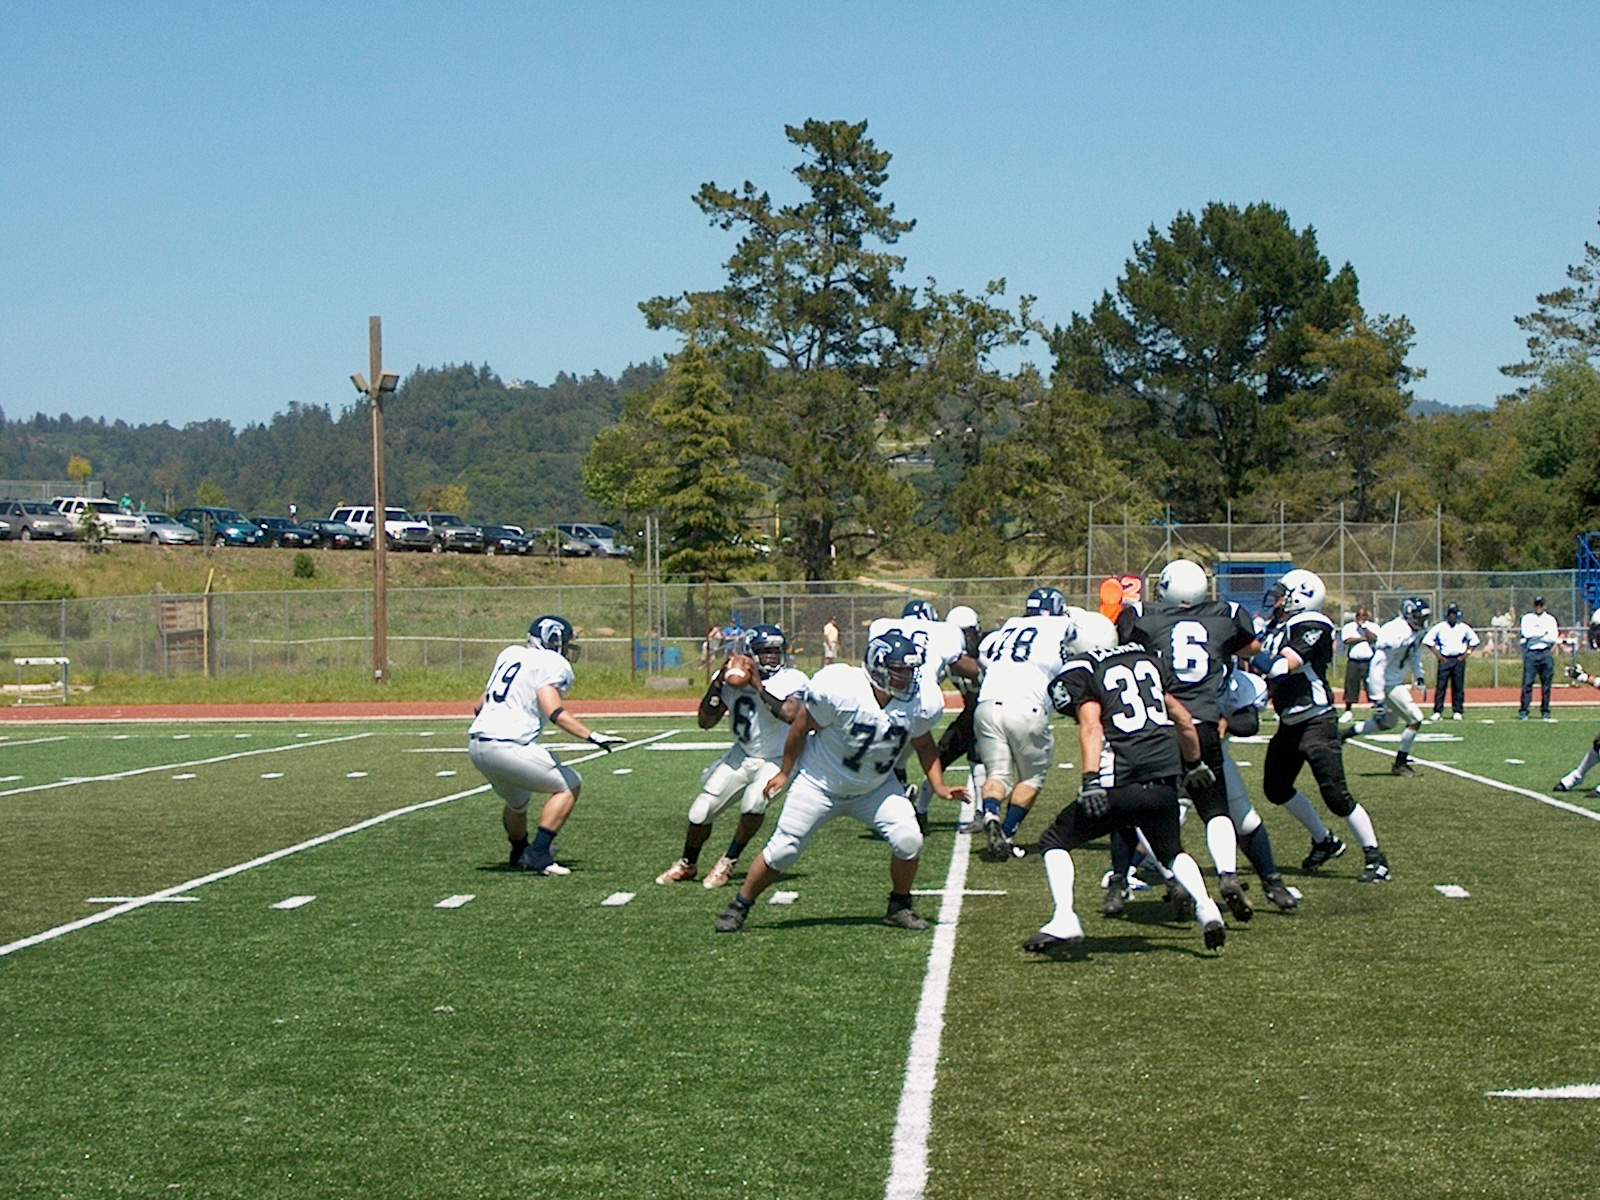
[867,600,982,719]
[468,616,625,875]
[973,607,1115,860]
[713,632,966,934]
[1341,597,1431,777]
[910,605,984,832]
[655,625,808,889]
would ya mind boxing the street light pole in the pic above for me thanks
[353,316,400,684]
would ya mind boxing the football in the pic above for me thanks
[722,653,756,687]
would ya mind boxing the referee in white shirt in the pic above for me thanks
[1424,604,1480,720]
[1339,605,1380,722]
[1519,596,1560,721]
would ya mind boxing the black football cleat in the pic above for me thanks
[1218,872,1254,923]
[1102,875,1130,918]
[1302,834,1347,871]
[1391,760,1417,777]
[982,813,1013,862]
[1164,883,1196,923]
[714,902,749,933]
[1357,848,1391,884]
[1262,874,1300,911]
[883,907,930,931]
[1202,917,1227,951]
[1023,929,1086,958]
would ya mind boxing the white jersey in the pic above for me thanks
[1369,615,1428,692]
[868,615,967,713]
[797,663,942,797]
[720,666,809,761]
[468,644,575,744]
[976,615,1078,708]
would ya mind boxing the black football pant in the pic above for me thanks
[1262,712,1356,818]
[1039,778,1183,866]
[936,701,979,769]
[1433,656,1466,714]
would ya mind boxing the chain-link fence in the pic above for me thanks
[0,571,1592,685]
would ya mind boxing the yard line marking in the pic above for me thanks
[234,733,251,739]
[910,888,1006,897]
[0,730,679,959]
[1344,739,1600,824]
[435,894,475,909]
[1435,884,1471,899]
[0,735,67,749]
[647,741,734,751]
[600,892,635,907]
[0,732,370,799]
[260,772,284,780]
[0,775,20,783]
[435,770,457,778]
[112,734,130,741]
[1505,758,1525,765]
[346,771,368,779]
[173,734,191,740]
[768,890,799,905]
[87,896,197,904]
[273,896,316,910]
[1487,1084,1600,1100]
[612,768,633,775]
[172,773,196,780]
[885,827,974,1200]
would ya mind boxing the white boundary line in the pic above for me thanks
[1343,738,1600,823]
[0,730,680,959]
[884,828,974,1200]
[0,735,68,748]
[0,732,372,799]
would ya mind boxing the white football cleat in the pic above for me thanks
[702,855,738,889]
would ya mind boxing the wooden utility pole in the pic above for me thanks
[353,317,399,684]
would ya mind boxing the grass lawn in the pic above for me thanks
[3,711,1599,1198]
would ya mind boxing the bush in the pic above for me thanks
[292,553,316,580]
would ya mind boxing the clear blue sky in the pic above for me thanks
[3,3,1597,428]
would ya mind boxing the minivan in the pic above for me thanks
[555,522,631,558]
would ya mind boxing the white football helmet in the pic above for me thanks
[945,605,979,632]
[1157,559,1209,607]
[1278,569,1326,616]
[1063,610,1118,655]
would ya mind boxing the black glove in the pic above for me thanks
[1182,760,1217,796]
[587,732,626,753]
[1077,782,1110,820]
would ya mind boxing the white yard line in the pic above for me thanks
[0,730,679,959]
[0,733,371,800]
[884,828,974,1200]
[1343,738,1600,823]
[0,735,67,749]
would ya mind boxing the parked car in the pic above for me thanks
[416,511,486,554]
[141,512,202,546]
[479,524,534,556]
[53,496,147,543]
[253,517,319,549]
[175,506,264,547]
[529,526,592,557]
[0,516,10,539]
[328,505,434,551]
[0,499,77,541]
[302,519,368,550]
[556,522,632,558]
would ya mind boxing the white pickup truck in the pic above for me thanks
[53,497,147,543]
[328,505,434,551]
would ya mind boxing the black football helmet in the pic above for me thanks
[528,615,575,657]
[746,624,787,677]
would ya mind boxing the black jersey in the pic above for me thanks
[1131,601,1257,723]
[1049,643,1181,786]
[1261,611,1337,724]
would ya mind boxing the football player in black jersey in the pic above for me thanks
[1259,569,1391,883]
[1122,558,1299,916]
[914,605,985,833]
[1028,627,1228,956]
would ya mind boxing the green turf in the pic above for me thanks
[4,711,1600,1198]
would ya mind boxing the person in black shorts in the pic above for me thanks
[1116,558,1299,919]
[1026,619,1228,956]
[1259,569,1391,883]
[914,605,984,833]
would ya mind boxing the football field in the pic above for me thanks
[3,712,1600,1199]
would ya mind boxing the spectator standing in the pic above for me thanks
[1519,596,1560,721]
[1339,606,1380,723]
[119,492,133,512]
[1424,605,1480,721]
[706,624,726,667]
[288,501,298,523]
[1588,605,1600,652]
[821,616,840,667]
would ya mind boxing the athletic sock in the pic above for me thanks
[1394,750,1410,768]
[509,836,528,859]
[915,779,934,816]
[1001,803,1029,839]
[1345,804,1379,851]
[1239,823,1279,879]
[1042,847,1077,926]
[530,826,556,856]
[1284,792,1330,841]
[1168,852,1223,927]
[888,891,914,913]
[1204,814,1238,875]
[1398,727,1418,755]
[729,893,752,914]
[1110,828,1137,879]
[724,838,746,861]
[982,796,1002,819]
[682,840,704,865]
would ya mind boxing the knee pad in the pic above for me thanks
[762,830,803,873]
[686,791,720,826]
[1237,805,1262,837]
[1322,788,1355,818]
[886,818,923,861]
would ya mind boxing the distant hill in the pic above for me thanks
[1409,397,1491,417]
[0,361,664,527]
